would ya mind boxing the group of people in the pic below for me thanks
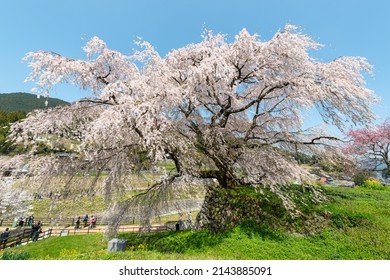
[74,214,97,229]
[176,211,193,230]
[12,215,35,228]
[0,218,42,246]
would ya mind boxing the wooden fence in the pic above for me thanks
[49,224,170,237]
[0,227,52,251]
[0,216,138,227]
[1,223,172,251]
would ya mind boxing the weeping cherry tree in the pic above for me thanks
[10,25,377,233]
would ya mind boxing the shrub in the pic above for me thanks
[352,171,371,186]
[360,179,385,190]
[1,251,30,260]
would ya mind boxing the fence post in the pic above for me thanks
[0,219,2,226]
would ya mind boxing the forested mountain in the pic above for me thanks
[0,92,68,112]
[0,93,68,154]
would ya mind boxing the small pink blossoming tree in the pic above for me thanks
[344,119,390,175]
[10,25,377,233]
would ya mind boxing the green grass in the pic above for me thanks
[158,160,176,172]
[26,166,204,223]
[32,196,108,220]
[2,186,389,260]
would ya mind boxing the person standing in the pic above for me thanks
[28,215,34,226]
[89,216,96,228]
[179,213,183,230]
[18,216,24,227]
[31,221,42,242]
[1,228,10,244]
[75,217,81,229]
[83,214,88,227]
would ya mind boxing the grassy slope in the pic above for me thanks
[2,186,389,260]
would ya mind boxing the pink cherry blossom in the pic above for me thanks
[344,119,390,173]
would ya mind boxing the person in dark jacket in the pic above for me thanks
[0,228,10,244]
[83,214,89,227]
[28,215,34,226]
[31,221,42,242]
[75,217,81,229]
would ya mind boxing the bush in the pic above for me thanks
[1,251,30,260]
[360,179,385,190]
[352,171,370,186]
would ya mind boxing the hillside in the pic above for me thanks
[0,92,69,112]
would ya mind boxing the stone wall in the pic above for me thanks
[0,177,33,220]
[196,185,286,233]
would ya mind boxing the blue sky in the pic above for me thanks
[1,0,389,126]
